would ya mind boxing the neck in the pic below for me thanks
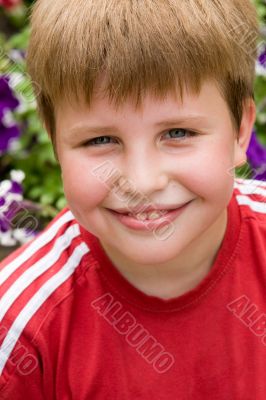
[100,210,228,300]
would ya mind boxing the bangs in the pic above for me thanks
[27,0,258,110]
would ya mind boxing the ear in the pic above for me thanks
[233,98,256,168]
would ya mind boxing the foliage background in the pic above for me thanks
[0,0,265,252]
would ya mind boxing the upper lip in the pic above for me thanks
[108,203,189,214]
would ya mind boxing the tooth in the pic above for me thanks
[147,211,162,220]
[136,212,148,220]
[128,212,148,220]
[128,210,168,220]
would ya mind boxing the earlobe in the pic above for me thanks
[233,98,257,167]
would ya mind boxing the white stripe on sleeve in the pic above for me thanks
[234,182,266,198]
[0,210,74,286]
[236,195,266,213]
[0,224,81,322]
[0,242,89,376]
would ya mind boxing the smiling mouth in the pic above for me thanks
[108,203,189,221]
[116,209,171,221]
[105,201,192,231]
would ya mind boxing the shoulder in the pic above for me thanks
[0,207,91,285]
[0,207,92,380]
[233,178,266,223]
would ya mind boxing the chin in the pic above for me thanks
[124,249,178,266]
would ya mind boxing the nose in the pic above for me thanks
[118,151,169,198]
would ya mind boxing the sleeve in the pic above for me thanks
[0,326,45,400]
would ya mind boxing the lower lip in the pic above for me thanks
[107,203,191,231]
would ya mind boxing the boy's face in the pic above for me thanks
[55,80,255,267]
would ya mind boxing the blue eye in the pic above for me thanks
[84,136,116,146]
[164,128,196,140]
[83,129,197,147]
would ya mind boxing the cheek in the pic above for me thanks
[179,140,235,200]
[60,157,109,210]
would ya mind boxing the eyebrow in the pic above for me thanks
[154,116,208,127]
[68,116,209,137]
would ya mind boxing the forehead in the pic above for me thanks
[55,80,228,131]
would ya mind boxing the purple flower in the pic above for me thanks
[0,171,37,246]
[0,121,21,153]
[259,48,266,68]
[0,171,23,233]
[0,170,39,247]
[0,76,19,118]
[0,75,21,153]
[247,131,266,181]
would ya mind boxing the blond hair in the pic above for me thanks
[26,0,259,146]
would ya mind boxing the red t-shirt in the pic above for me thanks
[0,178,266,399]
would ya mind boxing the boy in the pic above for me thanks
[0,0,265,398]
